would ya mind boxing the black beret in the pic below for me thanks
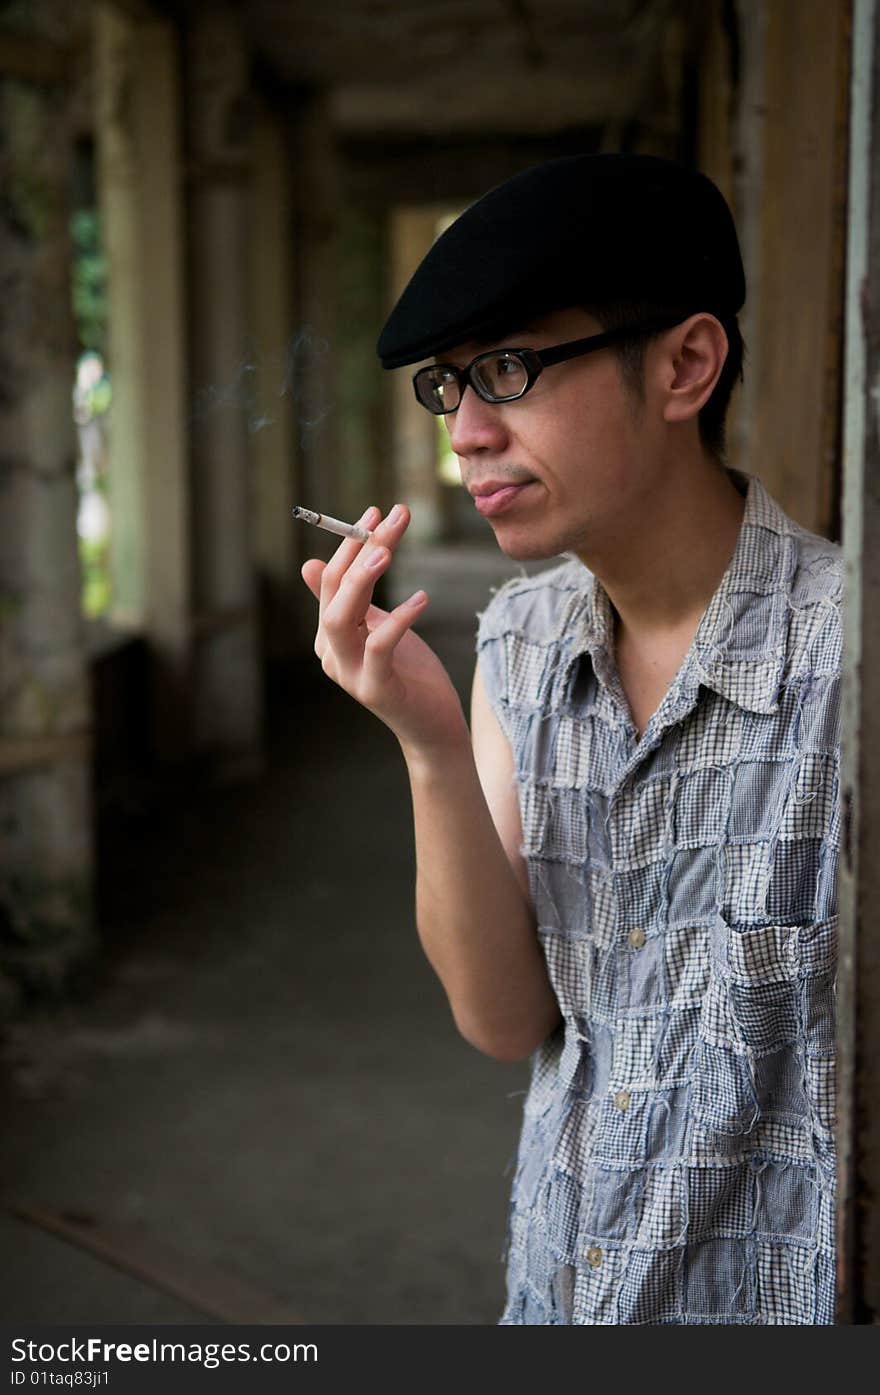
[377,153,745,369]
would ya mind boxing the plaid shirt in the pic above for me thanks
[476,470,841,1325]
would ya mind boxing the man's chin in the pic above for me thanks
[490,528,564,564]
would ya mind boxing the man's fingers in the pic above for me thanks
[362,590,429,683]
[367,502,411,549]
[303,502,415,682]
[299,504,387,608]
[322,544,391,666]
[318,504,382,602]
[301,558,326,598]
[323,502,411,603]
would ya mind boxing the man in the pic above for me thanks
[301,154,841,1324]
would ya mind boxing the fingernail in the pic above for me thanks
[364,547,387,569]
[405,589,426,606]
[358,504,379,525]
[388,504,404,524]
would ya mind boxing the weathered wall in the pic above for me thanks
[838,0,880,1324]
[0,3,96,1012]
[705,0,850,537]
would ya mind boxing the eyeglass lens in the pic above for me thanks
[416,366,460,413]
[416,352,529,413]
[471,352,528,401]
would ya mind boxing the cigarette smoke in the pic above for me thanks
[189,325,333,448]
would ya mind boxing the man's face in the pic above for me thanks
[440,306,655,562]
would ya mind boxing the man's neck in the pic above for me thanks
[577,451,747,646]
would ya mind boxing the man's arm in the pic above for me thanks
[402,659,561,1061]
[301,504,560,1062]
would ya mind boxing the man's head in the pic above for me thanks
[377,153,746,461]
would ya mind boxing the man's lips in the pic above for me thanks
[468,479,537,517]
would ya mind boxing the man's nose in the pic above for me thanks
[446,385,510,458]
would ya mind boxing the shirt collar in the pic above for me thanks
[563,470,797,719]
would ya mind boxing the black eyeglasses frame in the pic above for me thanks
[411,315,688,415]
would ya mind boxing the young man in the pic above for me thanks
[301,155,841,1325]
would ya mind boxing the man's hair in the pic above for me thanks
[585,303,745,460]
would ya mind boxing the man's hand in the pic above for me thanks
[300,503,470,757]
[302,502,559,1060]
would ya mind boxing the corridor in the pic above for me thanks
[0,566,532,1325]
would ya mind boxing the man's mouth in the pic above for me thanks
[468,479,537,517]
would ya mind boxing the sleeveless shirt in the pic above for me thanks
[475,470,841,1325]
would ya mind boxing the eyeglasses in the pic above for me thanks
[412,316,686,415]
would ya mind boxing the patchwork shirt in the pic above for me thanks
[476,470,841,1325]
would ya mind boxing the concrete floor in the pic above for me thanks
[0,546,553,1326]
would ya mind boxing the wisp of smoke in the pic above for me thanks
[190,326,333,448]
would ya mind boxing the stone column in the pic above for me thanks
[731,0,849,534]
[280,90,346,650]
[336,200,390,529]
[93,3,145,629]
[0,7,95,1011]
[838,0,880,1324]
[186,1,262,777]
[388,207,446,543]
[250,98,297,662]
[290,94,341,504]
[94,1,191,759]
[695,3,743,468]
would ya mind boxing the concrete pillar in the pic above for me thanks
[94,1,191,758]
[388,208,447,543]
[292,94,341,523]
[93,3,145,628]
[0,15,96,1010]
[336,201,389,525]
[280,91,349,652]
[186,1,262,777]
[730,0,849,534]
[695,3,743,470]
[250,99,297,661]
[696,5,735,206]
[838,0,880,1324]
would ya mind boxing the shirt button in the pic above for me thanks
[628,927,646,949]
[586,1246,603,1269]
[614,1088,631,1112]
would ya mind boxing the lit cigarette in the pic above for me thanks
[292,505,373,543]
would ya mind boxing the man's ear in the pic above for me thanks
[657,314,728,425]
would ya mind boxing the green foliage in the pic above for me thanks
[80,535,112,618]
[70,209,107,354]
